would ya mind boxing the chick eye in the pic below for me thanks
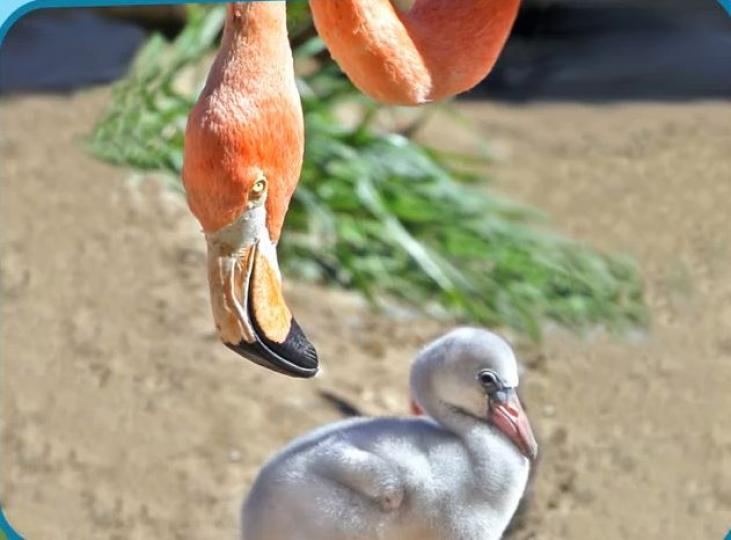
[477,370,499,390]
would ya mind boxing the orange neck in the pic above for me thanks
[309,0,519,104]
[183,2,303,240]
[206,3,290,92]
[406,0,519,101]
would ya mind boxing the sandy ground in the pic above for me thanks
[1,89,730,540]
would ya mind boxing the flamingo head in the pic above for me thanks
[195,167,318,378]
[412,328,538,460]
[183,95,318,378]
[181,0,318,378]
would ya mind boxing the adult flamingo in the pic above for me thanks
[182,1,520,377]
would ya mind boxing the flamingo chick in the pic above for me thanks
[242,328,538,540]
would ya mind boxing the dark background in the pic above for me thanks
[1,1,730,100]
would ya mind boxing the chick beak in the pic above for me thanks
[410,398,425,416]
[206,205,318,378]
[489,389,538,460]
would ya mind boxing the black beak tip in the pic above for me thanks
[226,317,319,379]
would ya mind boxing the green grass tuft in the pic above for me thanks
[88,5,647,339]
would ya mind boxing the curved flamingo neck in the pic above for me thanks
[309,0,520,104]
[410,360,477,440]
[406,0,519,101]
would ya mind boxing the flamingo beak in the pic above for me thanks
[488,389,538,460]
[205,204,319,378]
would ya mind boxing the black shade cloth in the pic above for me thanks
[0,9,145,94]
[475,2,731,101]
[0,4,729,100]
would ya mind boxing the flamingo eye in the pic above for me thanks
[477,370,499,390]
[250,175,267,197]
[252,178,266,193]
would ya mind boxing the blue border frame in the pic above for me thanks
[0,1,251,537]
[0,0,728,537]
[0,507,23,540]
[1,0,728,48]
[0,0,238,46]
